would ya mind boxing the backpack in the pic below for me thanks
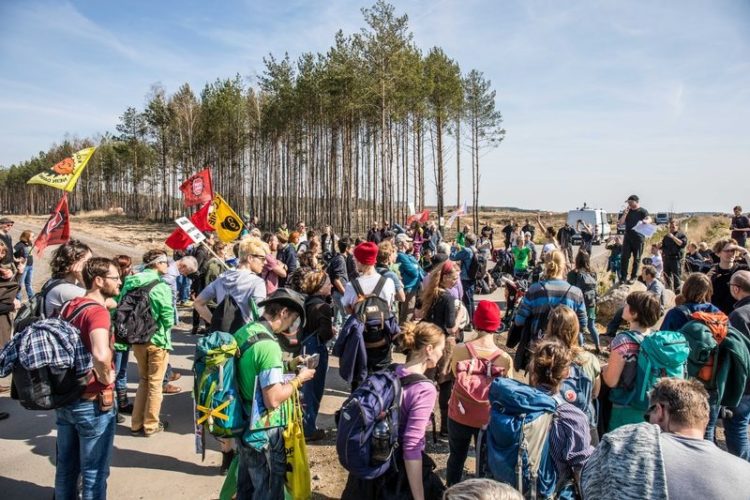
[351,276,394,345]
[448,343,507,428]
[113,280,161,344]
[574,271,597,309]
[561,363,595,426]
[13,278,65,334]
[467,249,484,281]
[193,327,274,441]
[485,377,576,499]
[336,366,429,480]
[610,330,689,411]
[11,301,97,410]
[678,309,743,400]
[210,294,259,334]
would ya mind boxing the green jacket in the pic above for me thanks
[681,321,750,407]
[114,269,175,351]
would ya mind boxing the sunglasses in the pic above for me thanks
[643,403,657,422]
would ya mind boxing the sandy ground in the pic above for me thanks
[0,214,619,499]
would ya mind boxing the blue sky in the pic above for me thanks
[1,0,748,213]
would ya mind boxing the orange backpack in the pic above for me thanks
[679,309,729,383]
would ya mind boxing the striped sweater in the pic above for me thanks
[514,279,587,330]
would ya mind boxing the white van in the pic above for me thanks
[566,207,611,245]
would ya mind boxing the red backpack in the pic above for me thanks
[448,343,507,428]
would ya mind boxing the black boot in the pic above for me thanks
[220,450,235,476]
[117,389,133,414]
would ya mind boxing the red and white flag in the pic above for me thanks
[34,193,70,254]
[446,202,467,228]
[179,168,213,207]
[407,209,431,226]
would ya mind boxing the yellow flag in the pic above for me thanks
[27,147,96,192]
[208,194,244,243]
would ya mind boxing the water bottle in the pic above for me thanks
[371,418,391,463]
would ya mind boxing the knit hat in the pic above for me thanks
[473,300,502,332]
[354,242,378,266]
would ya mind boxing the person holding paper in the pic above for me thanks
[618,194,651,284]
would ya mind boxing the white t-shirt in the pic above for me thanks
[342,272,396,309]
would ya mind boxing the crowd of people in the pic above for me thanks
[0,197,750,500]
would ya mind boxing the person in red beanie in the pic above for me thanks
[342,241,397,374]
[446,300,514,486]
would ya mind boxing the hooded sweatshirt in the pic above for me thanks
[198,268,266,323]
[115,269,175,350]
[582,423,668,500]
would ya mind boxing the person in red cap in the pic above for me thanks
[445,300,514,486]
[342,241,396,374]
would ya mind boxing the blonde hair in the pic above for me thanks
[377,240,396,265]
[399,321,444,353]
[545,306,581,357]
[418,261,458,316]
[544,250,566,280]
[238,237,270,262]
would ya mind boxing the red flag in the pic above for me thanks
[190,201,212,231]
[165,202,212,250]
[165,228,192,250]
[34,193,70,255]
[179,168,213,206]
[407,209,430,226]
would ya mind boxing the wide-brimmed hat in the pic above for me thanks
[257,288,306,327]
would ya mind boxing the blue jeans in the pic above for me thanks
[704,402,721,442]
[177,274,191,302]
[725,394,750,461]
[54,400,116,500]
[114,349,129,395]
[237,427,286,500]
[301,334,329,436]
[580,316,601,349]
[461,279,476,322]
[16,265,34,301]
[332,290,346,329]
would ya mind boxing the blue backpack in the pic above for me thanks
[336,366,429,480]
[610,330,689,411]
[485,377,577,499]
[193,327,274,439]
[561,363,596,426]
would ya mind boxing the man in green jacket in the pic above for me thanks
[234,288,315,500]
[119,249,175,436]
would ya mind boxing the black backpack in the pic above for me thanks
[12,301,97,410]
[467,248,485,281]
[114,280,161,344]
[574,271,597,309]
[351,276,393,344]
[13,278,65,334]
[210,294,253,334]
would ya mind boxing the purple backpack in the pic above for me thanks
[336,366,427,479]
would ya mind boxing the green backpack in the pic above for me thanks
[193,326,274,440]
[610,330,690,410]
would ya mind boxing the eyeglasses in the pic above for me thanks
[643,403,657,422]
[251,254,266,260]
[104,275,122,282]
